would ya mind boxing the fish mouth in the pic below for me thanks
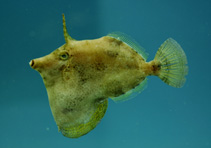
[29,60,34,68]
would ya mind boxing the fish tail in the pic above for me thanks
[153,38,188,88]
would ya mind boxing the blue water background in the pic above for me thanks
[0,0,210,147]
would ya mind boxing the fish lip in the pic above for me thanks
[29,60,34,68]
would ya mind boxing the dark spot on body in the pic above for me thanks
[114,40,123,45]
[62,108,74,114]
[126,62,139,69]
[107,37,116,42]
[95,62,107,71]
[152,63,161,75]
[59,65,66,71]
[80,77,88,83]
[105,80,125,97]
[62,98,84,114]
[106,50,119,57]
[157,64,161,69]
[73,64,89,83]
[78,97,83,102]
[131,77,145,89]
[94,97,106,105]
[113,87,125,97]
[107,37,123,46]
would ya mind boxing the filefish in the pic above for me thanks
[29,14,188,138]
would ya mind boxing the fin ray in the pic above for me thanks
[107,32,148,60]
[155,38,188,88]
[111,78,147,102]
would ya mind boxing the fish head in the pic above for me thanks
[29,13,75,85]
[30,44,71,80]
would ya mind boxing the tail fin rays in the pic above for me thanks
[155,38,188,88]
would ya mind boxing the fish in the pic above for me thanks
[29,14,188,138]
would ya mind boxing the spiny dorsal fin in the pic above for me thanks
[62,14,74,43]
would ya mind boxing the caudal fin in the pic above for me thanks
[154,38,188,88]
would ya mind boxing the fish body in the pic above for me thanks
[29,14,188,138]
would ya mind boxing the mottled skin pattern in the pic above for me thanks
[29,14,187,138]
[30,36,155,130]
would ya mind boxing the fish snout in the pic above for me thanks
[29,57,45,71]
[29,60,35,68]
[29,55,55,72]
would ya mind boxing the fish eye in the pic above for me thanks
[59,52,69,60]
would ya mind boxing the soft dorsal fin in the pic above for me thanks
[107,32,148,61]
